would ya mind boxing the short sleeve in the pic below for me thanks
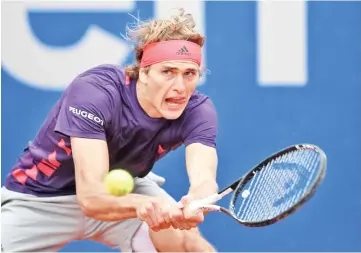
[54,77,114,140]
[182,98,218,148]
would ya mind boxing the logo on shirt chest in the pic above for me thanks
[156,142,182,160]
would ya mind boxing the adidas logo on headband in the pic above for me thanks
[176,46,191,56]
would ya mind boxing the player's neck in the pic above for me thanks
[135,79,162,118]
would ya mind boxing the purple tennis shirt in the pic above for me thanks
[4,64,218,197]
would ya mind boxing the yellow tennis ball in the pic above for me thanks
[104,169,134,196]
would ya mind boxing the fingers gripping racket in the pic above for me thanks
[188,144,327,227]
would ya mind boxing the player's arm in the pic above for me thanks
[71,137,149,221]
[182,98,219,199]
[185,143,219,198]
[54,75,149,221]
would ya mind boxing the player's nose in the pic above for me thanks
[172,75,186,93]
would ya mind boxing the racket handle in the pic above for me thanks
[189,204,221,212]
[188,188,233,213]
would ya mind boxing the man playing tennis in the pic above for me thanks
[1,9,218,252]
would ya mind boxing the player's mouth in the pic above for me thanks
[164,97,186,109]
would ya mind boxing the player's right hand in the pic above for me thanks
[136,196,177,232]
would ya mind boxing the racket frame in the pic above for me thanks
[208,144,327,227]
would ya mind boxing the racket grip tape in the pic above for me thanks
[188,188,233,213]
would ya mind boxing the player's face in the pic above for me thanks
[143,61,200,120]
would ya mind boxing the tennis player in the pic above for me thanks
[1,9,218,252]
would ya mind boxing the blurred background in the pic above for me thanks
[1,1,360,252]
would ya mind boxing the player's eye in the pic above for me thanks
[162,70,172,75]
[184,71,194,76]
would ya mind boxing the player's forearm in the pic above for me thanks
[187,155,219,197]
[188,179,219,198]
[78,191,149,221]
[186,144,219,198]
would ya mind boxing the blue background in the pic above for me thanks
[2,1,360,252]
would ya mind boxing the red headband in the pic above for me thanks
[140,40,202,67]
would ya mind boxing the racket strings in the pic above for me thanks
[238,159,278,221]
[239,166,268,220]
[245,157,289,220]
[277,150,319,209]
[251,157,294,220]
[300,151,319,195]
[233,149,321,222]
[246,161,278,220]
[236,170,260,218]
[279,150,318,211]
[272,151,304,210]
[276,152,309,210]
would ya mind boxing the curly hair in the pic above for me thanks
[124,8,205,79]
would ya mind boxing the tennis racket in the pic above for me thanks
[188,144,327,227]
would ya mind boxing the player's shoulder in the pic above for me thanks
[65,64,128,103]
[185,90,216,113]
[76,64,127,86]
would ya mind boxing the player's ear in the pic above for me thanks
[138,67,148,84]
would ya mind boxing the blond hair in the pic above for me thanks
[124,8,205,79]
